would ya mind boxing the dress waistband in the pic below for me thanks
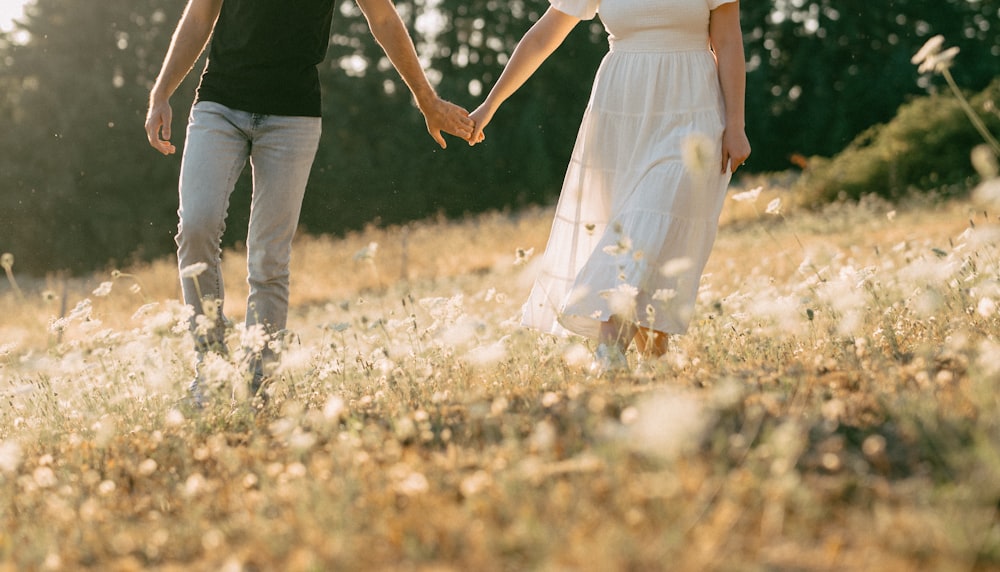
[608,36,709,53]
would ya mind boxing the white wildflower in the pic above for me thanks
[625,391,709,460]
[911,35,945,67]
[603,283,638,318]
[395,471,429,496]
[920,46,960,74]
[971,145,999,179]
[603,236,633,257]
[652,288,677,302]
[765,198,782,215]
[323,395,346,421]
[562,343,592,368]
[0,440,22,473]
[137,459,158,476]
[731,186,762,203]
[240,324,269,354]
[33,466,57,488]
[465,340,509,367]
[661,257,693,278]
[92,282,113,297]
[977,297,997,318]
[180,262,209,279]
[973,178,1000,207]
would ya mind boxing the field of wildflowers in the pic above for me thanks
[1,181,998,570]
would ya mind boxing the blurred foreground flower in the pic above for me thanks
[92,281,113,297]
[971,144,1000,206]
[0,440,22,473]
[661,257,693,278]
[180,262,209,278]
[624,391,709,460]
[681,131,714,176]
[731,186,762,203]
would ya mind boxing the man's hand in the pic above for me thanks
[420,97,474,149]
[145,98,177,155]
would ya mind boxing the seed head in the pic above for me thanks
[180,262,209,278]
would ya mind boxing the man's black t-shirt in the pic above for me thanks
[196,0,336,117]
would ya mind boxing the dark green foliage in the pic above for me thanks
[0,0,998,275]
[797,79,1000,204]
[741,0,1000,171]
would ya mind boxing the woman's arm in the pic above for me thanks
[145,0,223,155]
[709,2,751,172]
[468,7,580,143]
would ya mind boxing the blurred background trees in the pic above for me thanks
[1,0,998,275]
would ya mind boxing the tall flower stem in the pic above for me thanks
[941,69,1000,156]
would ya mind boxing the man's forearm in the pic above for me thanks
[151,0,221,102]
[366,14,437,109]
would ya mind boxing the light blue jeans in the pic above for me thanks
[176,101,322,379]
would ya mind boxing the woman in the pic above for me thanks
[470,0,750,373]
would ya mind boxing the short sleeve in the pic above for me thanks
[708,0,737,9]
[549,0,599,20]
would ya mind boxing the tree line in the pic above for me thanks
[1,0,998,275]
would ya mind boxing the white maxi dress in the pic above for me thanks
[521,0,737,340]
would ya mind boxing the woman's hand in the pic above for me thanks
[721,127,750,172]
[468,103,496,145]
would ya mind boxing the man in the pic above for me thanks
[144,0,473,405]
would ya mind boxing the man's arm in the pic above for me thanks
[144,0,223,155]
[355,0,473,148]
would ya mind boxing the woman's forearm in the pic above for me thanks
[717,46,746,129]
[481,8,579,113]
[709,3,746,129]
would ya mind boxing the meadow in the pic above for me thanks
[1,182,999,571]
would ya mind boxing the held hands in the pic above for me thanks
[421,95,491,148]
[466,102,494,146]
[421,97,476,149]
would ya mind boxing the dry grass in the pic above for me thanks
[1,186,999,571]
